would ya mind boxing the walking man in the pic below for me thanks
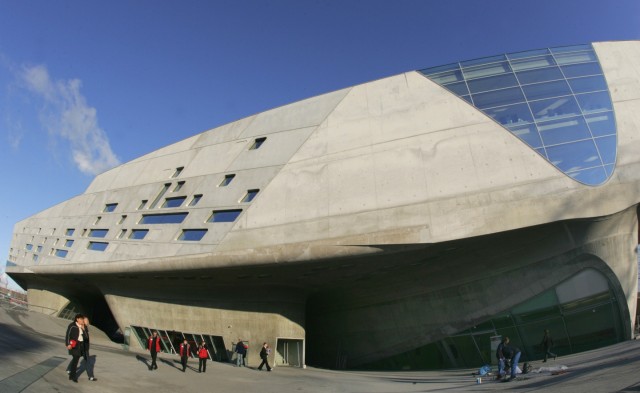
[148,331,161,370]
[541,329,557,362]
[257,342,272,371]
[179,339,190,372]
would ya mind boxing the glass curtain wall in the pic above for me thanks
[130,326,229,362]
[419,44,616,186]
[360,268,623,370]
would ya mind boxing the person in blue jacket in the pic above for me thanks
[235,339,247,367]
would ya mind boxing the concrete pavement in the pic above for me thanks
[2,300,640,392]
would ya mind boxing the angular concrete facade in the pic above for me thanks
[6,41,640,369]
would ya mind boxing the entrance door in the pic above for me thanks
[275,338,304,368]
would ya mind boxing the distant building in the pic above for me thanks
[6,41,640,369]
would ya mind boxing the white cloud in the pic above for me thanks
[20,65,120,175]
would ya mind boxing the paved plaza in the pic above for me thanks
[1,300,640,393]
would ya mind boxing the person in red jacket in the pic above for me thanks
[179,339,190,372]
[198,342,209,373]
[147,331,161,371]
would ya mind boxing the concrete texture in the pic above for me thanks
[3,299,640,393]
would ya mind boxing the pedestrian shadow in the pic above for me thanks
[135,354,151,370]
[159,357,183,371]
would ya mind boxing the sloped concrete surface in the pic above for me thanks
[2,299,640,392]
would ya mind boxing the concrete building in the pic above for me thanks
[5,41,640,370]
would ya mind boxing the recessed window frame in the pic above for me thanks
[138,200,148,210]
[88,229,109,238]
[139,212,188,224]
[177,229,208,241]
[219,174,236,187]
[118,215,127,224]
[208,209,243,223]
[188,194,203,207]
[240,189,260,203]
[64,240,74,248]
[129,229,149,240]
[249,137,267,150]
[173,181,185,192]
[87,241,109,251]
[162,196,187,208]
[103,203,118,213]
[65,228,75,236]
[54,249,68,258]
[171,166,184,178]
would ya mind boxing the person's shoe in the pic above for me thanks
[149,366,153,371]
[89,377,97,381]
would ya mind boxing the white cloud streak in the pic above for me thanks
[20,65,120,175]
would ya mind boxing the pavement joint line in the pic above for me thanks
[0,356,67,393]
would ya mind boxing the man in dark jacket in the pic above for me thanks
[65,314,85,383]
[258,342,272,371]
[495,338,506,379]
[148,331,161,370]
[502,337,521,382]
[82,317,97,381]
[541,329,557,362]
[179,339,190,372]
[235,339,247,367]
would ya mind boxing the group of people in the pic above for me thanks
[148,333,273,373]
[495,329,558,382]
[64,313,97,383]
[234,339,272,371]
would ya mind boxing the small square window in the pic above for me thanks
[188,194,203,206]
[173,181,185,192]
[37,245,43,253]
[208,209,242,223]
[219,174,236,187]
[118,215,127,224]
[64,240,74,248]
[103,203,118,213]
[25,244,33,251]
[138,200,148,210]
[171,167,184,178]
[249,137,267,150]
[241,189,260,203]
[33,254,39,262]
[65,228,75,236]
[55,249,68,258]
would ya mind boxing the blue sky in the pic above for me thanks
[1,0,639,290]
